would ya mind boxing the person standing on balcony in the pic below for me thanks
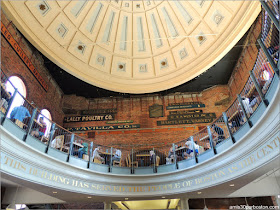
[150,150,156,165]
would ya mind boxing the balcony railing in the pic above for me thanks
[1,5,279,175]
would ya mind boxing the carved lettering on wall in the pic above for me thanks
[2,136,279,194]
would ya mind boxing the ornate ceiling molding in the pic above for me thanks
[2,0,260,93]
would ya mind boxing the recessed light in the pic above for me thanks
[53,192,57,194]
[162,197,165,199]
[125,198,129,200]
[197,192,202,194]
[87,196,92,198]
[230,184,235,187]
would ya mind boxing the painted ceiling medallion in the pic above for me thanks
[56,24,68,38]
[117,62,126,72]
[2,0,260,93]
[197,33,207,45]
[39,4,45,10]
[96,54,105,66]
[213,11,224,25]
[139,64,147,73]
[36,1,50,16]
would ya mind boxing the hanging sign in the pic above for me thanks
[81,108,117,115]
[168,102,202,106]
[106,120,133,124]
[1,22,48,91]
[64,114,114,123]
[66,124,140,132]
[169,110,203,115]
[167,113,216,120]
[157,118,214,126]
[166,104,205,110]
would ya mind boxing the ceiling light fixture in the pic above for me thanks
[53,192,57,194]
[230,184,235,187]
[197,192,202,194]
[162,197,166,199]
[87,196,92,199]
[125,198,128,200]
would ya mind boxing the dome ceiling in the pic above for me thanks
[2,0,260,93]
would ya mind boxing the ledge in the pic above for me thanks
[1,78,279,200]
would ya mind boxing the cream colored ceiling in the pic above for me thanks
[2,0,260,93]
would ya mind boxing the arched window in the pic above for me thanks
[5,76,27,118]
[38,109,52,137]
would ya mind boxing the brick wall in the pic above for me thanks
[1,11,64,125]
[62,85,230,148]
[228,16,262,100]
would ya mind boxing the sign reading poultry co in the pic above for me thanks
[64,114,114,123]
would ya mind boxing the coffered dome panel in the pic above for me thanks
[2,0,260,93]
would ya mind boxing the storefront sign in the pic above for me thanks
[169,102,203,106]
[166,104,205,110]
[169,110,203,115]
[81,109,117,115]
[64,114,114,123]
[106,120,133,124]
[1,22,48,91]
[167,113,216,120]
[66,124,140,132]
[157,118,214,126]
